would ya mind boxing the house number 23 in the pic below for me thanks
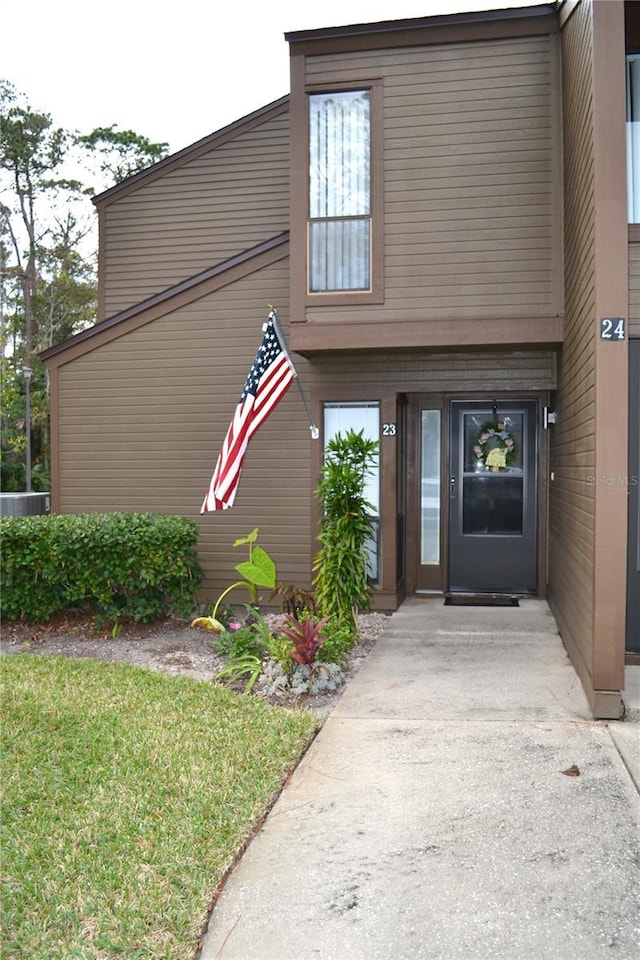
[382,423,397,436]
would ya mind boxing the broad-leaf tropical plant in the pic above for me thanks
[191,528,276,632]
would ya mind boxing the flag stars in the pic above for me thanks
[201,312,296,513]
[239,319,284,401]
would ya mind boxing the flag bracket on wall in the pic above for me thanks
[268,308,320,441]
[201,309,318,514]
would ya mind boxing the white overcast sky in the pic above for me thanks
[4,0,541,155]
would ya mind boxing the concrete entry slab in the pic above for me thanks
[200,600,640,960]
[334,598,591,723]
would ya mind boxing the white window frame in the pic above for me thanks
[308,90,372,293]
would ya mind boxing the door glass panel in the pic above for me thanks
[461,412,524,537]
[420,410,441,564]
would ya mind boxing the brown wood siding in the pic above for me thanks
[301,34,562,331]
[53,223,556,604]
[100,112,289,319]
[305,350,557,392]
[550,0,596,685]
[54,260,314,601]
[630,239,640,335]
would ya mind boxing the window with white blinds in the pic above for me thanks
[308,91,371,292]
[628,55,640,223]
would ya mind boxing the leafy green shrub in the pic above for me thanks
[0,512,203,622]
[213,625,265,661]
[317,616,358,666]
[313,429,379,633]
[268,634,296,674]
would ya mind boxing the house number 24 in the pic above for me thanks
[599,317,625,341]
[382,423,397,436]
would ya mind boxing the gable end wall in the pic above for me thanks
[99,110,290,319]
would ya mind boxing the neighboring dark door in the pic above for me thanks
[627,341,640,654]
[448,399,538,594]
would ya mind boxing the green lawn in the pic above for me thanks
[1,655,319,959]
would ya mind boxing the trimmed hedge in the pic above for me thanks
[0,512,204,623]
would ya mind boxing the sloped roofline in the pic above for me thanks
[92,95,289,208]
[40,232,290,363]
[284,3,557,43]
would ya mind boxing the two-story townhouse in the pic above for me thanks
[42,0,639,718]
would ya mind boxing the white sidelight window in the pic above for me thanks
[323,402,380,582]
[628,55,640,223]
[309,91,371,292]
[420,410,442,566]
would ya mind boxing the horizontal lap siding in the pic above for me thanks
[55,252,556,602]
[56,260,313,600]
[549,1,595,677]
[630,241,640,333]
[306,35,561,322]
[101,113,289,318]
[305,350,556,392]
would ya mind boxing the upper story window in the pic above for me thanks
[628,54,640,223]
[308,90,371,293]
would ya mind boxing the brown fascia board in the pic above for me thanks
[40,231,290,364]
[92,96,289,209]
[285,4,557,52]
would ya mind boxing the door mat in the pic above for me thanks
[444,595,519,607]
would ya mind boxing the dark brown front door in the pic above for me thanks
[448,399,538,594]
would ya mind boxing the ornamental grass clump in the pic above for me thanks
[313,429,379,635]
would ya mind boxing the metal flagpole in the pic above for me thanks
[268,306,320,439]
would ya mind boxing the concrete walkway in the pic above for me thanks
[200,600,640,960]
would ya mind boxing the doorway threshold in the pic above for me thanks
[444,594,520,607]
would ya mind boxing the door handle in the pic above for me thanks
[450,476,456,497]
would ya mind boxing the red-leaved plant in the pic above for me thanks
[279,615,331,666]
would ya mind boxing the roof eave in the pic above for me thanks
[92,95,290,208]
[40,231,290,363]
[285,4,557,44]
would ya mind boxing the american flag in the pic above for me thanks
[201,313,296,512]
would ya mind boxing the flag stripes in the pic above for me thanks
[201,315,295,512]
